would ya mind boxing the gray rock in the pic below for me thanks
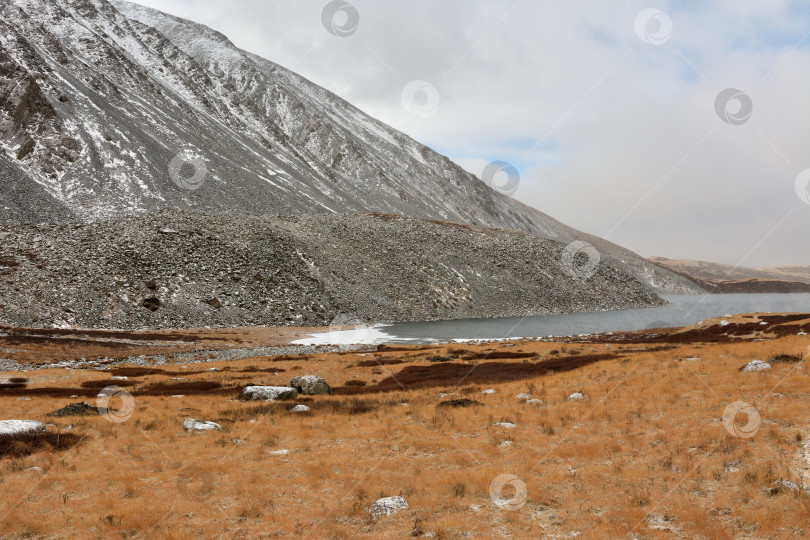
[289,375,332,395]
[740,360,772,372]
[290,404,310,413]
[240,386,298,401]
[183,418,222,432]
[568,392,586,400]
[370,496,409,517]
[0,359,23,371]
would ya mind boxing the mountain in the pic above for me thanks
[649,257,810,293]
[0,0,698,296]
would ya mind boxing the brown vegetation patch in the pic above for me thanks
[356,357,406,367]
[106,366,215,377]
[460,351,537,360]
[376,344,431,353]
[79,379,139,389]
[0,432,83,459]
[0,377,28,389]
[770,353,803,364]
[773,321,810,336]
[107,367,164,377]
[236,366,287,373]
[249,354,311,363]
[314,397,394,415]
[437,398,483,408]
[336,353,620,394]
[0,387,99,398]
[134,381,225,396]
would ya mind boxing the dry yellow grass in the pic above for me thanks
[1,325,810,538]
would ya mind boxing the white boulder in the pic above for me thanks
[740,360,771,372]
[183,418,222,432]
[568,392,586,401]
[289,375,332,395]
[370,496,409,517]
[240,386,299,401]
[290,404,310,413]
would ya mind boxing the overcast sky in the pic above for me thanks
[133,0,810,267]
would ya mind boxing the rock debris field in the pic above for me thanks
[0,211,664,330]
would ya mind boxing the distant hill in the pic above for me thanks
[649,257,810,293]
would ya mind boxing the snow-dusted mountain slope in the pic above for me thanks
[0,0,699,294]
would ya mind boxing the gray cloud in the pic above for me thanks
[133,0,810,266]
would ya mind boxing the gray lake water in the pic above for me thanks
[295,294,810,345]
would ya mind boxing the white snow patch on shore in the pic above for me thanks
[293,325,415,346]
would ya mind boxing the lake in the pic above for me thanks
[294,293,810,346]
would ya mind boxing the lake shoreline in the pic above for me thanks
[2,310,809,371]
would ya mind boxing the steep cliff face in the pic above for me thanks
[0,38,81,184]
[0,0,700,295]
